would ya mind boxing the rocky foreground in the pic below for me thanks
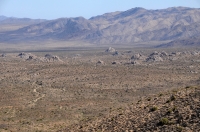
[62,86,200,132]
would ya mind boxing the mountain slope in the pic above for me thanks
[1,7,200,45]
[89,7,200,44]
[156,36,200,48]
[0,17,98,42]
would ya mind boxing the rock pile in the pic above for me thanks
[146,51,164,62]
[112,51,119,56]
[131,60,140,65]
[105,47,116,53]
[43,54,62,62]
[17,53,63,62]
[17,52,37,60]
[131,53,146,61]
[1,53,6,57]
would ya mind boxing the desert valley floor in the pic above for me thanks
[0,47,200,131]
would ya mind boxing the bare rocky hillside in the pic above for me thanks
[63,86,200,132]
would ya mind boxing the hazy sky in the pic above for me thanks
[0,0,199,19]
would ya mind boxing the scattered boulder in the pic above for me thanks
[191,51,200,56]
[112,61,121,65]
[146,51,164,62]
[74,54,81,57]
[131,60,140,65]
[146,56,163,62]
[149,51,160,56]
[126,51,132,53]
[160,51,168,57]
[131,53,146,61]
[181,51,191,56]
[17,52,29,59]
[1,53,6,57]
[112,62,117,65]
[26,55,37,61]
[112,51,119,56]
[171,52,181,56]
[17,52,37,60]
[131,53,140,60]
[45,54,54,59]
[105,47,116,53]
[96,60,105,65]
[44,54,62,62]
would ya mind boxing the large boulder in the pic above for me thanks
[131,60,140,65]
[44,54,62,62]
[146,51,164,62]
[146,55,163,62]
[112,51,120,56]
[191,51,200,56]
[160,51,168,57]
[105,47,116,53]
[17,52,29,59]
[149,51,160,56]
[17,52,37,60]
[96,60,105,65]
[131,53,146,61]
[1,53,6,57]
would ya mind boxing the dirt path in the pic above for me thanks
[28,85,45,107]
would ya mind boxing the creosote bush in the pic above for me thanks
[176,126,183,132]
[150,106,158,112]
[158,118,169,126]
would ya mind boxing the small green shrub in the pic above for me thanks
[158,118,169,125]
[176,126,183,132]
[150,106,158,112]
[166,100,170,103]
[172,106,177,112]
[159,93,163,97]
[166,109,172,114]
[166,106,177,114]
[185,86,190,89]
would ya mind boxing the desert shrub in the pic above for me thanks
[172,106,177,111]
[185,86,190,89]
[166,109,172,114]
[166,106,177,114]
[150,106,158,112]
[159,93,163,97]
[176,126,183,132]
[158,118,169,125]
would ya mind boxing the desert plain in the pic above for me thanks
[0,45,200,131]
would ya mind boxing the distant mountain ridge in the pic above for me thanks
[1,7,200,46]
[0,15,8,21]
[0,16,46,25]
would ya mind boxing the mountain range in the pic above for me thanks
[1,7,200,46]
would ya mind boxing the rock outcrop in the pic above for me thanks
[105,47,116,53]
